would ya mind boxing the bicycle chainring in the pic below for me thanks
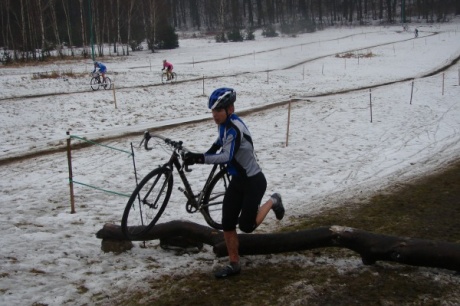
[185,200,199,213]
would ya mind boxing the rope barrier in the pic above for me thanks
[70,179,130,198]
[70,135,132,156]
[67,134,137,213]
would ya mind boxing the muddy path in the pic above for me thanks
[0,30,443,102]
[1,29,458,166]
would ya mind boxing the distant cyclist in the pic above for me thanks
[162,59,174,80]
[92,61,107,83]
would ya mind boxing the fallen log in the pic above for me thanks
[96,221,460,272]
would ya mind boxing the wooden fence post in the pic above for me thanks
[66,131,76,214]
[113,82,117,109]
[410,80,414,105]
[442,73,445,96]
[285,100,292,147]
[369,89,373,123]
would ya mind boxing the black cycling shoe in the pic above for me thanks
[271,193,285,220]
[214,262,241,279]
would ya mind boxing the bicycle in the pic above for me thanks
[90,72,112,91]
[121,131,230,240]
[161,71,177,84]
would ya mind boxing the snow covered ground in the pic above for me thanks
[1,21,460,305]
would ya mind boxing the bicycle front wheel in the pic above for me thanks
[201,168,230,230]
[121,167,173,240]
[103,77,112,90]
[90,77,100,91]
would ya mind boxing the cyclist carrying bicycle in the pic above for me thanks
[92,61,107,83]
[162,59,174,80]
[183,87,285,279]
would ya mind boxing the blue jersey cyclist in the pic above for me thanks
[92,61,107,83]
[183,87,285,279]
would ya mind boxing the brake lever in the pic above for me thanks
[184,164,192,173]
[180,152,193,172]
[143,131,153,150]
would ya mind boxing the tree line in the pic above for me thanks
[0,0,458,63]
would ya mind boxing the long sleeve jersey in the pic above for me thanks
[92,63,106,73]
[204,113,261,178]
[163,62,173,69]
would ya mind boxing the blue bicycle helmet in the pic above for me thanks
[208,87,236,110]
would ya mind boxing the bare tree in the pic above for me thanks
[126,0,137,55]
[3,0,460,61]
[116,0,122,55]
[78,0,87,54]
[19,0,27,57]
[48,0,62,56]
[61,0,74,56]
[37,0,46,57]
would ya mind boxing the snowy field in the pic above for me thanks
[1,21,460,305]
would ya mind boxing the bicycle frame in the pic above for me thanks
[122,132,227,237]
[91,72,101,81]
[144,133,224,214]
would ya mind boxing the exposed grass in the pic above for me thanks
[31,69,84,80]
[108,160,460,305]
[335,51,375,58]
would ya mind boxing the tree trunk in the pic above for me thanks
[20,0,27,58]
[96,221,460,273]
[37,0,45,56]
[49,0,62,56]
[78,0,86,48]
[116,0,122,55]
[61,0,74,56]
[126,0,135,55]
[0,0,7,49]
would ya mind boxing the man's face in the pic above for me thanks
[212,108,227,124]
[211,104,234,124]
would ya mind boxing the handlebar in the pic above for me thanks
[140,131,192,171]
[140,131,188,155]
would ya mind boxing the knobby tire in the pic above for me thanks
[161,72,177,84]
[201,168,229,230]
[103,77,112,90]
[121,167,173,240]
[90,77,100,91]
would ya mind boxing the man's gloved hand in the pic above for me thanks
[183,152,204,165]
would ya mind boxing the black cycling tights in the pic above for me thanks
[222,171,267,232]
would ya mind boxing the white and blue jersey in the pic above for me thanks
[93,62,107,74]
[204,113,261,178]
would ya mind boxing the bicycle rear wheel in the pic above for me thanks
[121,167,173,240]
[90,77,100,91]
[103,77,112,90]
[161,72,176,84]
[201,167,230,230]
[170,72,177,83]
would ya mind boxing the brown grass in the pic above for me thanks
[106,159,460,305]
[336,51,375,59]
